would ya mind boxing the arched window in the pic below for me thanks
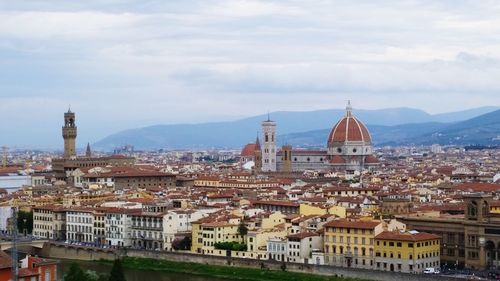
[483,200,490,217]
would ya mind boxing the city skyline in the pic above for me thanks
[1,0,500,148]
[0,1,499,280]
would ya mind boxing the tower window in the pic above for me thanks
[265,134,269,142]
[337,148,342,153]
[353,148,357,153]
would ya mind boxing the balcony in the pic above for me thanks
[131,224,162,231]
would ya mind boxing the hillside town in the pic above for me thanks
[0,106,498,280]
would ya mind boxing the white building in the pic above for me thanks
[261,117,277,172]
[66,209,94,243]
[286,232,323,263]
[130,212,164,250]
[431,144,443,154]
[267,238,287,261]
[163,209,206,251]
[105,209,135,247]
[33,206,55,239]
[0,207,11,232]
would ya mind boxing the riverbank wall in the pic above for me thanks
[40,243,459,281]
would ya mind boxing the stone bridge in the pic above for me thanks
[0,239,47,251]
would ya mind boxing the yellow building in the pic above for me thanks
[199,216,242,255]
[191,220,203,253]
[194,176,220,188]
[191,215,241,254]
[374,231,440,273]
[246,226,287,259]
[299,203,346,218]
[323,219,382,269]
[261,212,286,229]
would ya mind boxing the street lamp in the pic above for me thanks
[22,219,27,236]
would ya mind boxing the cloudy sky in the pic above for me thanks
[1,0,500,148]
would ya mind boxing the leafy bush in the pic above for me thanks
[214,241,247,251]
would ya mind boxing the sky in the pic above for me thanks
[1,0,500,148]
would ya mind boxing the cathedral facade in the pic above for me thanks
[242,102,379,174]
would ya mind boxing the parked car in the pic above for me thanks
[424,268,439,274]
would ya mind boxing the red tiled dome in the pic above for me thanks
[328,103,371,144]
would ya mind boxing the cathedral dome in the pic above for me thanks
[327,102,372,145]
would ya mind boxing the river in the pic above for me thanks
[57,259,228,281]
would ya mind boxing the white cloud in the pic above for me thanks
[0,0,499,147]
[0,11,144,40]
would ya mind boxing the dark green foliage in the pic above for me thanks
[108,259,126,281]
[119,257,367,281]
[214,241,247,251]
[63,263,111,281]
[238,222,248,237]
[64,263,90,281]
[18,210,33,234]
[172,236,192,250]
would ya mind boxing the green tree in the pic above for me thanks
[237,222,248,239]
[172,236,192,250]
[18,210,33,235]
[64,263,89,281]
[108,259,126,281]
[86,270,109,281]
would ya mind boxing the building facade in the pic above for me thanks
[261,118,277,172]
[399,194,500,270]
[374,231,441,273]
[66,209,94,243]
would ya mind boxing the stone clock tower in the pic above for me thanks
[62,109,77,158]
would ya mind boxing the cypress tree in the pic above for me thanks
[108,259,126,281]
[64,263,89,281]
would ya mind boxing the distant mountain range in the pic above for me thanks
[94,106,500,150]
[281,110,500,147]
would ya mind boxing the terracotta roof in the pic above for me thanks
[455,183,500,193]
[329,155,345,164]
[375,231,440,242]
[365,155,379,164]
[18,268,40,277]
[241,144,257,157]
[287,232,320,240]
[252,200,300,207]
[324,219,381,229]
